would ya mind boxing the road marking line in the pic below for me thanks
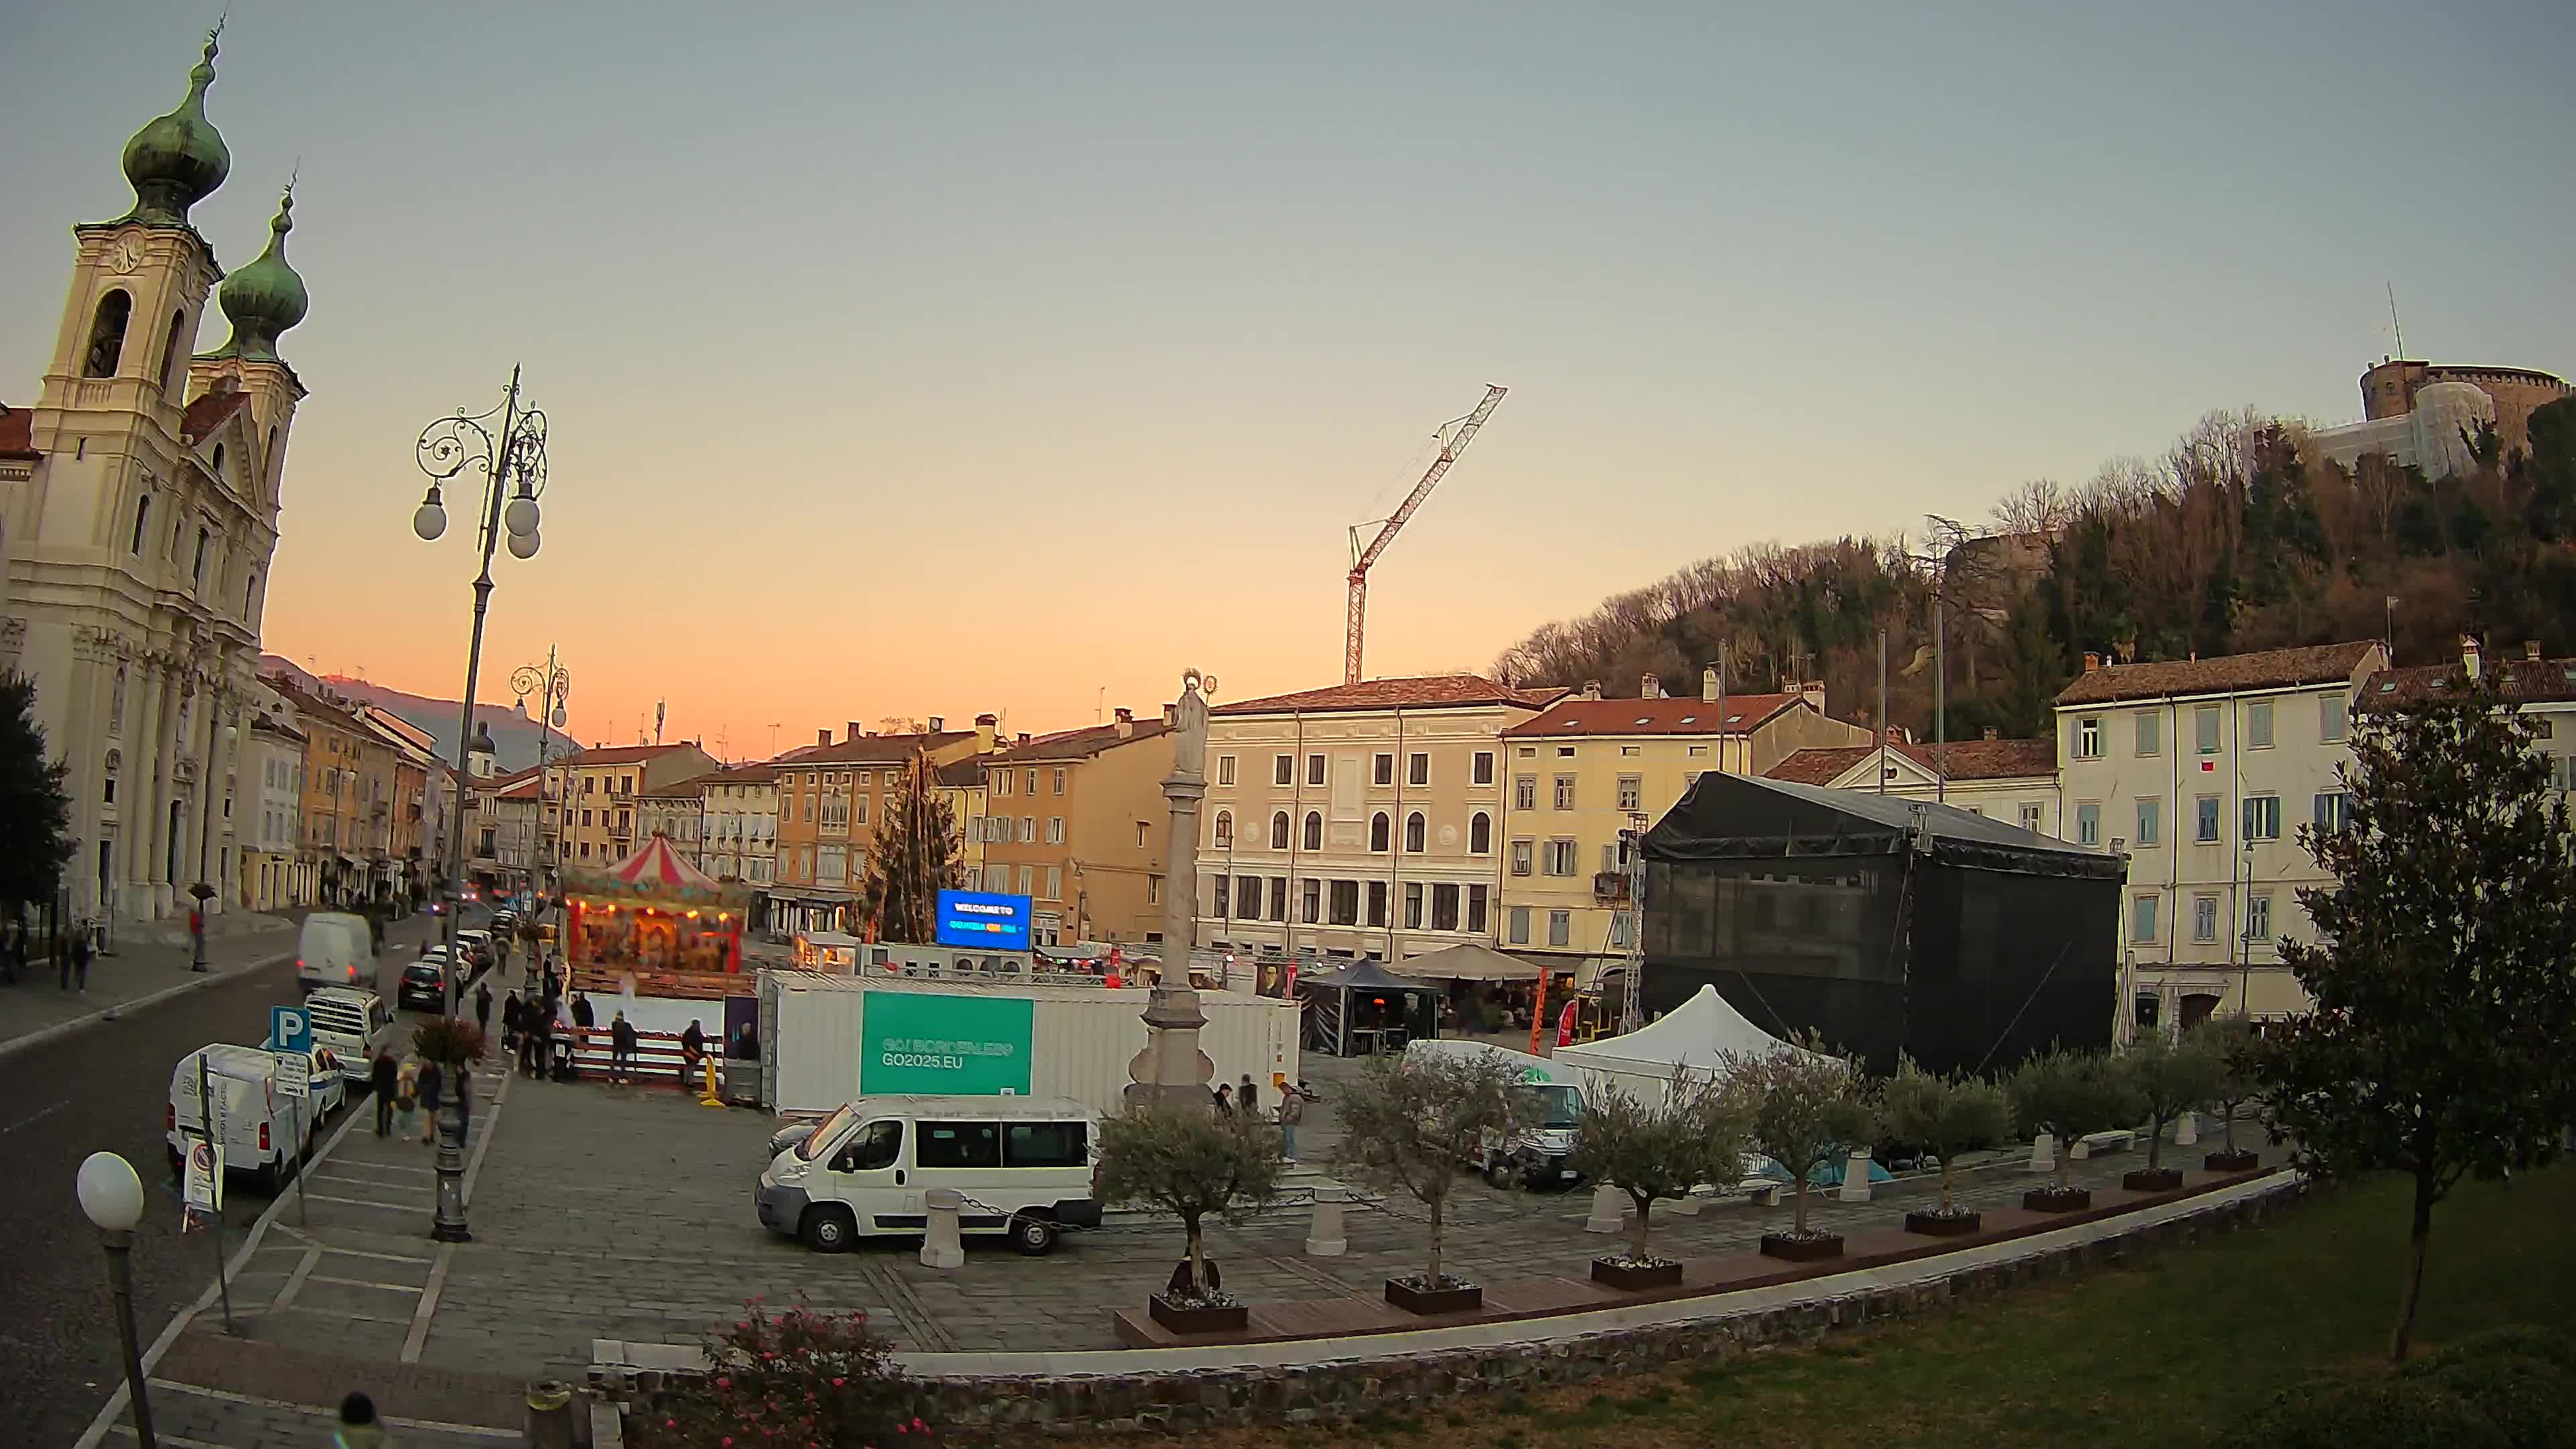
[1,1099,69,1134]
[269,1248,321,1313]
[401,1242,455,1363]
[106,1427,228,1448]
[142,1379,518,1438]
[309,1273,425,1295]
[305,1193,424,1211]
[312,1171,435,1191]
[272,1303,416,1326]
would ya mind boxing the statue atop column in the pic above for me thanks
[1127,668,1220,1112]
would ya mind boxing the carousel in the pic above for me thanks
[562,834,753,983]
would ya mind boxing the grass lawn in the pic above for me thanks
[1082,1165,2574,1449]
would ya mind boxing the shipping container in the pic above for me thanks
[757,970,1299,1118]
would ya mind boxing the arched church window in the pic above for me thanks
[84,290,132,378]
[212,443,225,478]
[157,309,186,396]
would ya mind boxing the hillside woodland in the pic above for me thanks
[1491,397,2576,742]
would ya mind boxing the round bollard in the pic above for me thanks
[1304,1185,1347,1257]
[524,1379,575,1449]
[2027,1132,2055,1174]
[1837,1146,1872,1203]
[920,1187,966,1270]
[1583,1182,1626,1234]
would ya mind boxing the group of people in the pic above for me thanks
[368,1044,470,1144]
[1213,1071,1316,1161]
[0,918,94,992]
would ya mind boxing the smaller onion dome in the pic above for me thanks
[119,28,231,227]
[207,185,309,364]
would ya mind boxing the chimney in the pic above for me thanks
[847,720,863,741]
[1982,727,2000,741]
[1701,666,1720,703]
[2526,641,2544,662]
[1800,680,1825,713]
[927,715,945,732]
[2461,634,2481,681]
[1640,673,1661,699]
[1115,706,1136,738]
[816,728,831,747]
[2083,651,2102,673]
[973,713,998,751]
[1581,680,1602,701]
[1016,732,1030,746]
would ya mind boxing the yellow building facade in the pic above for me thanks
[977,711,1172,947]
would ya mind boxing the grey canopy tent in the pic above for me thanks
[1297,960,1442,1057]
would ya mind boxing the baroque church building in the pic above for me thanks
[0,28,311,927]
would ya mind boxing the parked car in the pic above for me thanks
[396,957,451,1014]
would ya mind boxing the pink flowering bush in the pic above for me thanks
[640,1297,929,1448]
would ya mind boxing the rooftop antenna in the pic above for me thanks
[767,722,780,758]
[655,698,666,746]
[1096,686,1104,724]
[2387,281,2406,359]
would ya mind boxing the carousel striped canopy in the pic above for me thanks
[566,833,748,907]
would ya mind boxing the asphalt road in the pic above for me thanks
[0,909,474,1448]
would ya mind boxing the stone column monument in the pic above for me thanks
[1124,669,1220,1111]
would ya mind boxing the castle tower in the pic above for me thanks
[1,28,313,926]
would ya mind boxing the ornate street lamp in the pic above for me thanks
[76,1151,156,1448]
[512,651,572,933]
[411,367,549,1243]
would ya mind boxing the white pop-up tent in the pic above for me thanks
[1552,984,1829,1106]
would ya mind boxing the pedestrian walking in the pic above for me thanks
[474,980,493,1037]
[521,1012,549,1079]
[455,1063,474,1138]
[680,1018,706,1089]
[371,1050,398,1137]
[393,1059,419,1140]
[335,1391,388,1449]
[416,1057,443,1144]
[610,1010,637,1085]
[1276,1077,1307,1161]
[1214,1082,1234,1116]
[1237,1073,1259,1118]
[500,990,523,1050]
[70,928,90,993]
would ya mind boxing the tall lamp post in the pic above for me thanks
[411,367,549,1244]
[76,1150,156,1449]
[511,651,571,941]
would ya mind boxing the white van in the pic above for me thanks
[297,912,375,994]
[167,1044,322,1193]
[1405,1038,1589,1189]
[757,1095,1102,1256]
[304,987,394,1082]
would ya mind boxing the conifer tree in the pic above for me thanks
[855,748,963,944]
[0,674,75,916]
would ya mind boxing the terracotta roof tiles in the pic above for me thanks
[2365,655,2576,706]
[987,720,1171,762]
[180,389,250,444]
[1500,694,1803,739]
[0,405,38,460]
[1214,674,1562,716]
[1766,735,2058,786]
[564,743,708,767]
[2053,642,2381,707]
[772,731,973,767]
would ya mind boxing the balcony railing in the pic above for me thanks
[1593,871,1632,902]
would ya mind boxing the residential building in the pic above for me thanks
[358,704,440,910]
[936,758,989,891]
[1197,675,1562,965]
[978,710,1173,948]
[699,763,780,908]
[544,741,717,871]
[239,684,307,911]
[2367,637,2576,796]
[769,719,992,936]
[1765,730,2061,835]
[2053,640,2388,1030]
[1497,670,1872,975]
[0,39,309,927]
[466,765,543,895]
[266,678,397,907]
[637,773,712,861]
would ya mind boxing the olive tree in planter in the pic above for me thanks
[1571,1068,1747,1289]
[1093,1102,1283,1336]
[1721,1040,1875,1262]
[1880,1057,2014,1236]
[2194,1017,2264,1172]
[2007,1047,2141,1212]
[2122,1030,2222,1191]
[1333,1049,1538,1313]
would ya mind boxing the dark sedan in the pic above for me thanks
[396,959,450,1013]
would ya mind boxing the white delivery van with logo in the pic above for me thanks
[167,1043,318,1193]
[297,912,375,994]
[756,1095,1101,1256]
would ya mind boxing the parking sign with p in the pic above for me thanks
[269,1004,311,1055]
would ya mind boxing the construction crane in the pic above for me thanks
[1344,384,1508,685]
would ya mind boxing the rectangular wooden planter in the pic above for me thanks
[2204,1149,2261,1173]
[1904,1210,1982,1237]
[1758,1232,1844,1263]
[1384,1277,1483,1315]
[2023,1187,2094,1213]
[1590,1256,1685,1291]
[2123,1167,2186,1192]
[1148,1294,1248,1336]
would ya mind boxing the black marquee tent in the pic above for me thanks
[1297,960,1442,1057]
[1640,773,2124,1077]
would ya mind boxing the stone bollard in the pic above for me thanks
[1584,1183,1627,1234]
[523,1379,576,1449]
[1668,1186,1703,1217]
[919,1188,966,1269]
[2070,1138,2092,1161]
[2027,1132,2055,1173]
[2175,1111,2198,1147]
[1837,1147,1872,1203]
[1304,1186,1347,1257]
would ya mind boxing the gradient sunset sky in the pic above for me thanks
[7,3,2571,757]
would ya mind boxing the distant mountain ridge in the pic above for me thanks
[258,655,576,773]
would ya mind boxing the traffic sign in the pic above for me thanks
[269,1004,312,1055]
[272,1051,309,1099]
[182,1138,223,1217]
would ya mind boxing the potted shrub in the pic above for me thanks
[1881,1057,2014,1236]
[1334,1049,1538,1313]
[2008,1047,2140,1212]
[2194,1017,2264,1172]
[641,1296,928,1447]
[2122,1030,2221,1191]
[1721,1038,1875,1262]
[1093,1102,1282,1335]
[1572,1068,1746,1289]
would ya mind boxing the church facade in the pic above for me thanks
[0,28,313,928]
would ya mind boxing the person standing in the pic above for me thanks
[393,1059,419,1141]
[1237,1073,1259,1118]
[500,989,523,1051]
[610,1010,638,1085]
[1213,1082,1234,1116]
[1275,1077,1307,1162]
[680,1018,706,1089]
[415,1057,444,1145]
[474,980,494,1038]
[571,991,595,1034]
[370,1050,398,1137]
[68,927,92,994]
